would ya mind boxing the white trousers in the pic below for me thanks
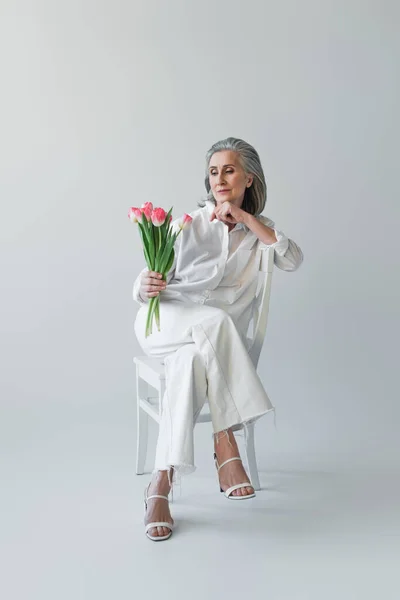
[134,299,274,477]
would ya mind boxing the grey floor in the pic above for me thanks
[2,402,400,600]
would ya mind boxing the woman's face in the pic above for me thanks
[208,150,253,207]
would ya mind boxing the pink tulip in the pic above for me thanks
[178,213,193,230]
[141,202,153,221]
[128,207,143,223]
[151,207,167,227]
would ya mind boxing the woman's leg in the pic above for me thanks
[135,303,208,539]
[190,308,274,431]
[154,343,208,474]
[190,308,275,495]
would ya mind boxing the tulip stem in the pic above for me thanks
[145,296,155,338]
[154,296,160,331]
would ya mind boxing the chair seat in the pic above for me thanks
[133,356,166,379]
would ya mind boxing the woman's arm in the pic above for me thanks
[245,214,304,272]
[210,201,303,272]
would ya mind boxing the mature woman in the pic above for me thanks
[133,137,303,541]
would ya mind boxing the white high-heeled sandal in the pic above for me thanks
[214,453,256,500]
[144,485,174,542]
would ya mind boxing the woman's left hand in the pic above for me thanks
[210,201,247,225]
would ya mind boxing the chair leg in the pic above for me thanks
[136,376,149,475]
[244,421,261,491]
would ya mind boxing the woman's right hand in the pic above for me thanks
[140,270,167,299]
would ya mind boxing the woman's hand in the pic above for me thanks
[140,270,167,299]
[209,201,248,226]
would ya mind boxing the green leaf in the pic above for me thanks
[164,248,175,274]
[160,207,173,240]
[148,224,155,270]
[154,226,164,272]
[140,215,150,242]
[158,232,177,273]
[138,223,151,269]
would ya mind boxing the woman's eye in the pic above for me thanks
[210,170,233,175]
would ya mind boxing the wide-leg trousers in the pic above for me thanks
[134,299,274,476]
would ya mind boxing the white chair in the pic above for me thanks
[134,246,274,491]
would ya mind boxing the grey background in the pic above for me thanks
[1,1,399,599]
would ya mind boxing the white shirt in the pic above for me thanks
[133,200,303,341]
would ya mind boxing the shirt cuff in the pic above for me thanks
[260,228,289,256]
[133,269,148,305]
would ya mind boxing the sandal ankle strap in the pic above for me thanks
[146,494,169,502]
[215,456,242,471]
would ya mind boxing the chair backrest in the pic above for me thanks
[247,246,274,367]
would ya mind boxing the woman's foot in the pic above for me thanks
[214,429,254,497]
[145,469,174,539]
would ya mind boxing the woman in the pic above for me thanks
[133,137,303,541]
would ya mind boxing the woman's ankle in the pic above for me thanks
[150,468,173,493]
[214,428,239,458]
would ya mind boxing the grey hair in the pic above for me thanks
[198,137,267,216]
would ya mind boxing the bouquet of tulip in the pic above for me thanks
[128,202,192,337]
